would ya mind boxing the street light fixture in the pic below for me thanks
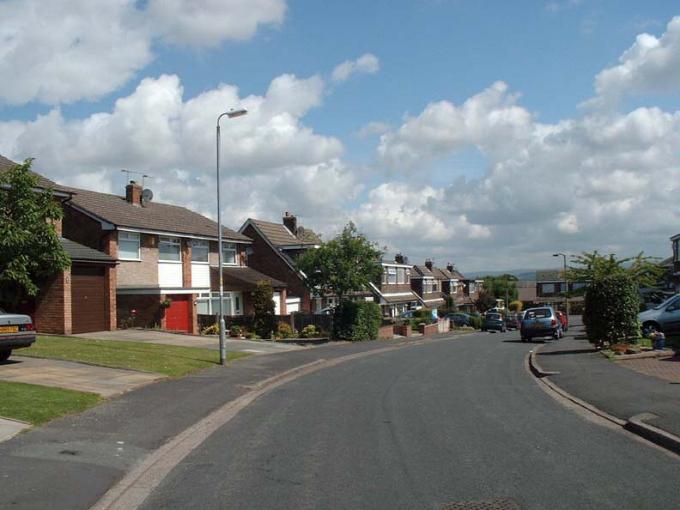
[216,108,248,366]
[553,253,569,316]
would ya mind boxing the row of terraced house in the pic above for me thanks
[1,155,482,335]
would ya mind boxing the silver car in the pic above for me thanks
[638,293,680,335]
[0,308,36,361]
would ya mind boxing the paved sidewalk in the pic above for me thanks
[0,357,164,397]
[616,355,680,383]
[0,417,30,443]
[537,325,680,439]
[75,329,304,355]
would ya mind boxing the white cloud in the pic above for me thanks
[331,53,380,83]
[587,16,680,107]
[0,0,287,106]
[357,121,391,138]
[146,0,286,46]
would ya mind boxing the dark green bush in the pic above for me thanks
[583,273,640,346]
[333,300,382,341]
[252,281,276,338]
[469,315,482,330]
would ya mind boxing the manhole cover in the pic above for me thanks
[441,498,521,510]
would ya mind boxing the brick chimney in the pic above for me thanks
[125,181,143,205]
[283,211,297,235]
[395,253,404,264]
[425,258,433,271]
[446,262,454,273]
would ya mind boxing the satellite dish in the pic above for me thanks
[141,188,153,206]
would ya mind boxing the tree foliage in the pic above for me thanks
[474,289,497,312]
[567,251,665,290]
[252,280,276,338]
[0,159,70,305]
[583,273,640,346]
[297,222,383,301]
[479,274,518,303]
[333,300,382,341]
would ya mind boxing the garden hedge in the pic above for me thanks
[333,300,382,341]
[583,273,640,346]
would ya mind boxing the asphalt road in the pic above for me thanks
[140,330,680,510]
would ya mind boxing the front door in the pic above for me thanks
[165,295,190,332]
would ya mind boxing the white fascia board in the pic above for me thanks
[116,287,209,295]
[381,262,413,269]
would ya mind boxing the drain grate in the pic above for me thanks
[441,498,521,510]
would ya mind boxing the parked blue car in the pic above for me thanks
[520,306,562,341]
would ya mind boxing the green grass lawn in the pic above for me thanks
[0,380,101,425]
[21,336,250,377]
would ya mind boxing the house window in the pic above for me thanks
[119,231,140,260]
[397,268,405,284]
[405,269,410,283]
[159,236,181,262]
[196,291,243,316]
[191,240,209,263]
[387,267,397,284]
[674,239,679,262]
[541,283,555,294]
[222,243,237,265]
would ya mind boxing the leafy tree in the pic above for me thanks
[474,289,497,312]
[508,300,523,312]
[252,280,276,338]
[0,159,70,306]
[583,273,640,346]
[567,251,665,290]
[297,222,383,301]
[480,274,518,303]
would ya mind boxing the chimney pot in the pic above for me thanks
[395,253,404,264]
[446,262,454,272]
[425,258,433,270]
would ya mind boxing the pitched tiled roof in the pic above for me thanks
[249,219,320,247]
[413,265,435,278]
[68,187,250,242]
[0,155,72,194]
[211,266,287,290]
[381,291,421,304]
[60,238,115,264]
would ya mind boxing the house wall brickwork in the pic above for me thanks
[118,234,158,287]
[34,269,72,334]
[241,224,312,312]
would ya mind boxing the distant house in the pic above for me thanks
[239,212,322,313]
[62,180,285,334]
[534,270,585,310]
[370,254,420,317]
[0,155,116,335]
[411,259,445,309]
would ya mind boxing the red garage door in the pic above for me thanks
[71,265,108,334]
[165,295,190,332]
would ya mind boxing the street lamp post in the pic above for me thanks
[553,253,569,317]
[216,108,248,366]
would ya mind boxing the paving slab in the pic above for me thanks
[0,417,30,443]
[74,329,304,354]
[615,355,680,383]
[0,357,164,397]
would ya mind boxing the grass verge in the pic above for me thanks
[21,336,250,377]
[0,380,101,425]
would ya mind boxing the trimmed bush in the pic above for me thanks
[469,315,482,330]
[252,280,276,338]
[583,273,640,346]
[300,324,319,338]
[333,300,382,341]
[276,322,297,339]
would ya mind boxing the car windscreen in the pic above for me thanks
[487,313,501,320]
[653,294,680,310]
[525,308,550,319]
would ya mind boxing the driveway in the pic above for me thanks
[0,356,163,397]
[74,329,305,355]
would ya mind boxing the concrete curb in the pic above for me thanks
[528,346,680,456]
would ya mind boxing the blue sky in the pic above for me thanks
[1,1,680,271]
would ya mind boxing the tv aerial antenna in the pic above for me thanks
[121,169,153,188]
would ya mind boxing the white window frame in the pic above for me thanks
[387,267,397,284]
[191,239,209,263]
[222,242,238,266]
[196,291,243,316]
[397,268,405,284]
[119,231,141,261]
[159,236,182,263]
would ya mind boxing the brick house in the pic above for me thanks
[411,259,446,310]
[62,180,285,334]
[0,155,116,334]
[534,270,584,310]
[369,254,421,317]
[239,213,322,313]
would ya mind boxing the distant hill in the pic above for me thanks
[464,269,556,281]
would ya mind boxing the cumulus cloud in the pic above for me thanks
[331,53,380,83]
[0,0,286,105]
[0,72,352,234]
[587,16,680,108]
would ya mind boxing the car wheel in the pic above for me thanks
[0,349,11,362]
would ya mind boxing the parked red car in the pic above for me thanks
[556,311,568,332]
